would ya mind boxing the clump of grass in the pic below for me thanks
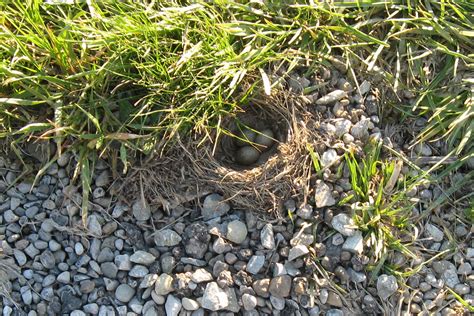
[343,140,417,264]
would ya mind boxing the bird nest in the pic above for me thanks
[123,90,324,215]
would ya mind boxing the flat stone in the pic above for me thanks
[269,275,292,298]
[130,251,156,265]
[181,258,207,267]
[424,223,444,242]
[290,233,314,247]
[101,262,118,279]
[314,181,336,208]
[242,293,257,311]
[154,229,182,247]
[140,274,159,288]
[165,295,181,316]
[342,231,364,254]
[260,224,275,250]
[115,284,135,303]
[182,298,200,311]
[288,244,310,261]
[226,220,247,244]
[316,90,347,105]
[246,255,265,275]
[377,274,398,300]
[191,268,213,283]
[331,213,356,236]
[224,287,240,313]
[321,149,339,167]
[129,265,149,278]
[201,282,229,311]
[202,194,230,220]
[132,200,151,221]
[155,273,174,295]
[87,215,102,236]
[57,271,71,284]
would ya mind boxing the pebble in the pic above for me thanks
[334,119,352,137]
[351,118,370,140]
[201,282,229,311]
[101,262,119,278]
[87,215,102,236]
[260,223,275,250]
[377,274,398,300]
[130,250,156,265]
[4,210,19,223]
[253,279,270,298]
[140,274,159,288]
[454,284,470,295]
[288,244,310,261]
[226,220,247,244]
[129,265,149,278]
[202,194,230,220]
[182,298,200,311]
[269,275,292,298]
[191,268,213,283]
[326,309,344,316]
[57,271,71,283]
[331,213,356,236]
[270,295,285,310]
[242,293,257,311]
[39,250,55,269]
[95,170,110,187]
[115,284,135,303]
[74,242,84,255]
[132,200,151,221]
[321,149,339,167]
[316,90,347,105]
[424,223,444,242]
[13,249,27,266]
[155,273,174,295]
[246,255,265,274]
[154,229,182,247]
[458,262,472,275]
[115,254,132,270]
[314,181,336,208]
[165,295,182,316]
[342,231,364,254]
[296,204,313,219]
[327,291,343,307]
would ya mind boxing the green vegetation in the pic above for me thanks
[1,1,472,162]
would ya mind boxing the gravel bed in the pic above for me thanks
[0,69,472,316]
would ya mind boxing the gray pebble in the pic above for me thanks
[115,284,135,303]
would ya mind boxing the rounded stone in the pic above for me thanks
[115,284,135,303]
[226,220,247,244]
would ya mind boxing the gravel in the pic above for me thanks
[154,229,182,247]
[246,255,265,274]
[226,220,247,244]
[201,193,230,220]
[314,180,336,207]
[377,274,398,300]
[115,284,135,303]
[260,223,275,250]
[201,282,229,311]
[331,213,356,236]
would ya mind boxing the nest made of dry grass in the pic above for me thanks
[122,90,325,216]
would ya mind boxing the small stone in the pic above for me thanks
[57,271,71,284]
[39,250,55,269]
[347,268,366,283]
[327,291,343,307]
[154,229,182,247]
[315,181,336,208]
[70,311,86,316]
[332,233,345,246]
[288,244,310,261]
[80,280,95,294]
[414,143,432,156]
[270,295,285,310]
[454,284,470,295]
[140,274,159,288]
[155,273,174,295]
[319,288,328,304]
[201,282,229,311]
[242,293,257,311]
[74,243,84,256]
[316,90,347,105]
[226,220,247,244]
[4,210,19,223]
[97,247,114,263]
[342,231,364,254]
[331,213,356,236]
[253,279,270,298]
[321,149,339,167]
[191,268,213,283]
[213,237,231,254]
[246,255,265,275]
[165,295,182,316]
[424,223,444,242]
[183,223,211,259]
[290,233,314,247]
[334,266,350,282]
[83,303,99,314]
[269,275,292,298]
[115,284,135,303]
[351,118,370,140]
[182,298,200,311]
[115,254,132,270]
[377,274,398,300]
[359,80,371,95]
[13,249,27,266]
[296,204,313,220]
[458,262,472,275]
[87,215,102,236]
[95,170,110,187]
[129,265,149,278]
[326,309,344,316]
[260,224,275,250]
[132,199,151,221]
[202,194,230,220]
[130,251,156,265]
[21,287,32,305]
[334,119,352,137]
[101,262,118,279]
